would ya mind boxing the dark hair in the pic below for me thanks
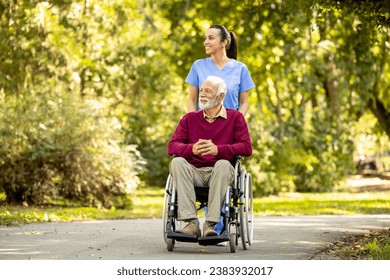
[209,24,238,59]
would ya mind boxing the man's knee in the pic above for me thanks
[170,157,193,176]
[170,157,187,169]
[213,160,232,172]
[212,160,234,180]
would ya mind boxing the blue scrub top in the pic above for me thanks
[185,57,255,110]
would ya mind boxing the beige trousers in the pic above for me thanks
[169,157,234,223]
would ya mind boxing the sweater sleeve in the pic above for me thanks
[216,113,252,160]
[167,115,194,157]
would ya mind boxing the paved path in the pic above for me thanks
[0,215,389,260]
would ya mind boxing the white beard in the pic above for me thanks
[199,96,219,110]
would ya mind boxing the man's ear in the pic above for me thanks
[218,92,225,103]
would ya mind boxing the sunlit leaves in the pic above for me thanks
[0,0,389,202]
[159,0,390,194]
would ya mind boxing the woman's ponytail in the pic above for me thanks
[227,31,237,60]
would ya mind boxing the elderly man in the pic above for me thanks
[167,75,252,237]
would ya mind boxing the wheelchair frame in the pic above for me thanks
[162,156,253,253]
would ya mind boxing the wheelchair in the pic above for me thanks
[162,156,253,253]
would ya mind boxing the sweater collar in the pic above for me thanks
[203,106,227,123]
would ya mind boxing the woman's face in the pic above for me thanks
[204,28,227,55]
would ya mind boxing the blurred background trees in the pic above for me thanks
[0,0,389,206]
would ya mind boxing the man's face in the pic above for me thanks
[199,81,220,110]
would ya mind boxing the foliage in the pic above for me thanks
[158,0,390,194]
[0,92,145,208]
[0,0,147,207]
[1,0,390,204]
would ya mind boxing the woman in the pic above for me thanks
[185,24,255,116]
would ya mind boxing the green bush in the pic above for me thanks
[247,114,354,195]
[0,92,144,208]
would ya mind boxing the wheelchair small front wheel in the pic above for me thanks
[229,233,237,253]
[167,238,174,251]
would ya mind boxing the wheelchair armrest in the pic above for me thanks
[232,155,244,165]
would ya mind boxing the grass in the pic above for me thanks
[0,187,164,225]
[365,236,390,260]
[254,192,390,215]
[1,187,389,225]
[313,228,390,260]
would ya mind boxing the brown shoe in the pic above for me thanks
[176,219,201,237]
[203,222,217,237]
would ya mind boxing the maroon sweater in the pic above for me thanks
[168,109,252,168]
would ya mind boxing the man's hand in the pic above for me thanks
[192,139,218,156]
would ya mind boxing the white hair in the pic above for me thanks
[205,76,226,99]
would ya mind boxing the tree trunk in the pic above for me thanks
[367,97,390,138]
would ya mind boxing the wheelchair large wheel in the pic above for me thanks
[162,175,172,244]
[163,175,181,251]
[245,173,254,245]
[239,170,248,250]
[239,169,253,249]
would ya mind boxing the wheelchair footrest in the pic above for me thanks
[198,232,229,246]
[167,231,199,243]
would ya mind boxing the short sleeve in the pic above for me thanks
[239,64,255,93]
[185,63,200,87]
